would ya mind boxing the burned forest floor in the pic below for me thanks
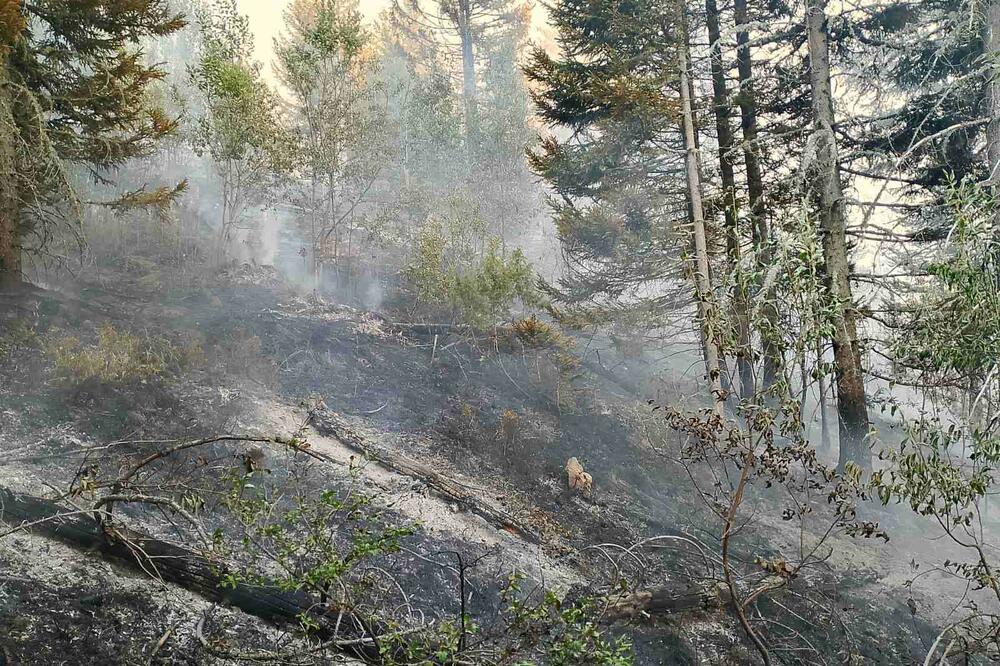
[0,260,980,665]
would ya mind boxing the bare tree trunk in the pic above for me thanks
[705,0,752,401]
[310,174,320,290]
[680,31,733,400]
[457,0,478,149]
[816,338,832,452]
[401,89,412,188]
[733,0,779,392]
[0,190,18,285]
[0,69,20,286]
[733,0,764,231]
[679,21,725,416]
[988,0,1000,183]
[805,0,870,471]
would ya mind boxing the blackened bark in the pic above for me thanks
[705,0,753,400]
[733,0,779,392]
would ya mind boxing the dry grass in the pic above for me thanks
[46,323,200,385]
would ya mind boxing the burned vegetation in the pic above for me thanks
[3,0,1000,665]
[0,248,940,666]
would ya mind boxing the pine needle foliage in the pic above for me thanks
[0,0,186,278]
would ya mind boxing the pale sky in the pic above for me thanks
[240,0,392,69]
[238,0,552,73]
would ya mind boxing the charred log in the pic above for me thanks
[0,487,387,662]
[602,582,729,621]
[310,409,541,544]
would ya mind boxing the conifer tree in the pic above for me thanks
[850,0,988,182]
[525,0,689,328]
[677,9,725,414]
[390,0,523,150]
[805,0,871,471]
[376,23,465,203]
[0,0,186,284]
[384,0,534,244]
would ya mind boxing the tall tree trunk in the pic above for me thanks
[680,32,733,399]
[457,0,478,149]
[679,22,725,417]
[0,67,20,286]
[816,338,832,452]
[733,0,778,392]
[705,0,752,400]
[988,0,1000,183]
[805,0,870,471]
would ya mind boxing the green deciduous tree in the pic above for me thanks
[190,0,283,257]
[276,0,387,286]
[872,179,1000,662]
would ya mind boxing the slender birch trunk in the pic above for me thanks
[678,19,725,417]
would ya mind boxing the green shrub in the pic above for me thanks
[219,470,416,615]
[452,239,536,325]
[404,218,537,326]
[388,573,633,666]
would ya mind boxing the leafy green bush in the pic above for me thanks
[219,468,415,628]
[387,573,633,666]
[503,576,633,666]
[202,449,630,664]
[404,217,537,326]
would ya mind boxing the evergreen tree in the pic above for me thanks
[845,0,994,239]
[677,6,726,415]
[374,14,466,237]
[805,0,871,471]
[525,0,690,328]
[472,4,535,241]
[389,0,524,150]
[0,0,186,283]
[844,9,997,188]
[376,0,533,247]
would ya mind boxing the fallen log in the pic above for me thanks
[383,322,478,336]
[310,409,541,545]
[0,487,384,661]
[601,581,729,621]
